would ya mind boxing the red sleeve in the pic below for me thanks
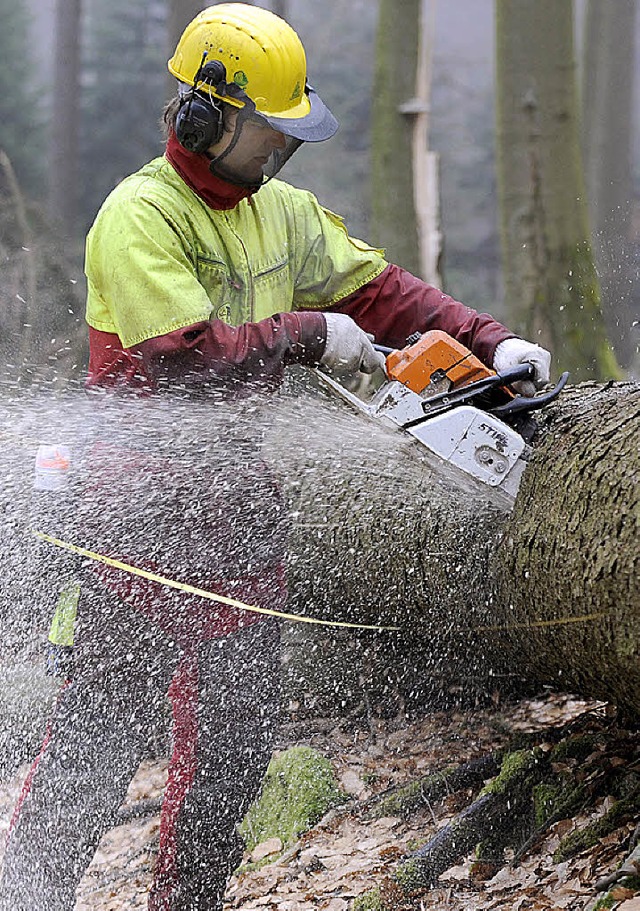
[87,311,327,391]
[327,264,515,366]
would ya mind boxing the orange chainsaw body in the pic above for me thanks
[385,330,494,396]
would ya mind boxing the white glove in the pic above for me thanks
[492,338,551,396]
[320,313,386,375]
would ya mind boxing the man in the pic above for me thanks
[0,5,551,911]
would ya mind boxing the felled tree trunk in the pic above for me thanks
[266,377,639,720]
[0,377,637,743]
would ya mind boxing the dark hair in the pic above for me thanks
[160,95,182,140]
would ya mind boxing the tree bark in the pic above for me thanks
[166,0,206,100]
[49,0,81,238]
[263,376,639,720]
[370,0,421,274]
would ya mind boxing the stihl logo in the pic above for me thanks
[478,422,508,452]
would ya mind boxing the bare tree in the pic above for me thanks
[166,0,206,99]
[370,0,441,282]
[582,0,638,372]
[270,0,288,19]
[370,0,421,275]
[495,0,618,382]
[49,0,81,238]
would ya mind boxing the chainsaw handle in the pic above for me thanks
[490,370,570,415]
[495,363,536,385]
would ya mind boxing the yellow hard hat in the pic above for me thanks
[168,3,337,142]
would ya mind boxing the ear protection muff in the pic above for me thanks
[175,59,228,154]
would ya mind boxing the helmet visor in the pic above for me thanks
[261,86,338,143]
[209,109,304,186]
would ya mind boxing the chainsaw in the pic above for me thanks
[316,330,569,500]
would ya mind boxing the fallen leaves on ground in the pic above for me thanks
[0,692,637,911]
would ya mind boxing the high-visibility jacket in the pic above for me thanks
[85,140,513,389]
[85,155,386,347]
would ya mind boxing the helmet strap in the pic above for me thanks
[207,98,263,189]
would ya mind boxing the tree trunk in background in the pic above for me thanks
[166,0,205,100]
[49,0,81,239]
[0,152,36,365]
[370,0,421,275]
[495,0,619,383]
[270,0,288,19]
[582,0,638,373]
[411,0,442,287]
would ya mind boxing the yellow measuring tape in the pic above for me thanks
[34,530,399,633]
[34,531,611,635]
[477,612,612,632]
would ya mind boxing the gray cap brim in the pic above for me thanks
[263,87,338,142]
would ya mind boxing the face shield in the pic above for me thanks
[209,104,304,187]
[180,77,337,188]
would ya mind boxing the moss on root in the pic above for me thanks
[553,790,640,863]
[549,732,604,762]
[353,887,385,911]
[371,766,456,819]
[393,856,425,893]
[479,748,541,797]
[532,782,563,828]
[239,745,343,853]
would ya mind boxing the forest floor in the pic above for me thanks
[0,691,638,911]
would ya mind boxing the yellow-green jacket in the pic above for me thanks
[85,156,386,388]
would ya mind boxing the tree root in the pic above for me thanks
[365,754,500,820]
[553,783,640,862]
[355,720,639,910]
[595,837,640,892]
[363,724,583,823]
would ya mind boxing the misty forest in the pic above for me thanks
[0,1,638,911]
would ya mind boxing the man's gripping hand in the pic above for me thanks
[492,338,551,396]
[320,313,386,375]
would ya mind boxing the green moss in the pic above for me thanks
[353,887,385,911]
[393,857,423,892]
[592,894,616,911]
[553,795,639,863]
[480,749,538,797]
[373,766,456,819]
[239,746,343,852]
[533,782,562,828]
[550,733,602,763]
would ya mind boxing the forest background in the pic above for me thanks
[2,0,639,380]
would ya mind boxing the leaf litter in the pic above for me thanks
[0,691,637,910]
